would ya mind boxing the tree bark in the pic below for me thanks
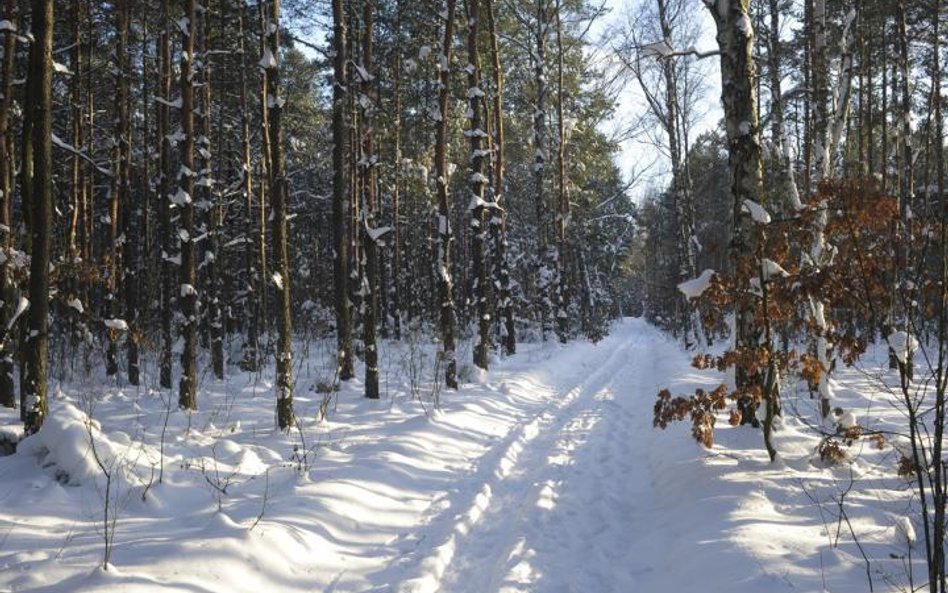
[107,0,130,378]
[264,0,296,428]
[0,0,17,407]
[467,0,491,370]
[238,5,260,373]
[178,0,199,410]
[436,0,459,389]
[704,0,762,409]
[360,0,380,398]
[158,0,174,389]
[332,0,355,381]
[23,0,53,435]
[485,0,515,355]
[553,0,569,344]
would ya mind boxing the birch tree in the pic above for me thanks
[703,0,762,410]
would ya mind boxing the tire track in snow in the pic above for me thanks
[383,327,642,593]
[437,321,676,593]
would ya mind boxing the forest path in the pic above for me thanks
[383,319,692,593]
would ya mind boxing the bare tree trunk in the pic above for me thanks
[766,0,802,211]
[238,6,260,373]
[23,0,52,434]
[263,0,295,428]
[485,0,515,355]
[467,0,491,369]
[932,2,947,587]
[178,0,198,410]
[107,0,130,378]
[436,0,459,389]
[0,0,17,407]
[197,1,223,381]
[391,0,403,342]
[360,0,380,398]
[705,0,762,416]
[158,0,174,389]
[122,0,140,387]
[332,0,354,381]
[553,0,569,344]
[895,0,915,379]
[656,0,699,347]
[533,0,551,339]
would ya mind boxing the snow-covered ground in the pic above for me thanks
[0,319,925,592]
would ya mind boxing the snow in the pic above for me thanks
[742,198,772,224]
[761,258,789,281]
[642,40,674,58]
[259,48,277,70]
[103,319,128,331]
[677,269,716,299]
[837,410,857,430]
[0,320,932,592]
[8,296,28,330]
[887,330,918,364]
[67,298,84,314]
[736,12,754,38]
[171,188,191,206]
[366,225,392,242]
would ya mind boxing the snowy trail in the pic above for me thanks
[382,320,688,593]
[8,318,861,593]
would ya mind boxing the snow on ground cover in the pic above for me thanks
[0,319,927,591]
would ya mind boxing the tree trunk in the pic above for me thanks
[332,0,354,381]
[121,0,140,387]
[436,0,459,389]
[264,0,295,429]
[534,0,551,339]
[158,0,174,390]
[107,0,130,378]
[360,0,380,398]
[201,0,223,381]
[23,0,53,435]
[0,0,17,408]
[467,0,491,370]
[391,0,403,342]
[705,0,762,417]
[238,5,260,373]
[178,0,199,410]
[553,0,569,344]
[766,0,802,211]
[485,0,515,356]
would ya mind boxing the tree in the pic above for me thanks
[435,0,459,389]
[332,0,355,381]
[704,0,763,419]
[158,0,174,390]
[0,0,17,408]
[22,0,53,434]
[179,0,199,410]
[263,0,296,428]
[360,0,381,398]
[485,0,516,356]
[467,0,492,370]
